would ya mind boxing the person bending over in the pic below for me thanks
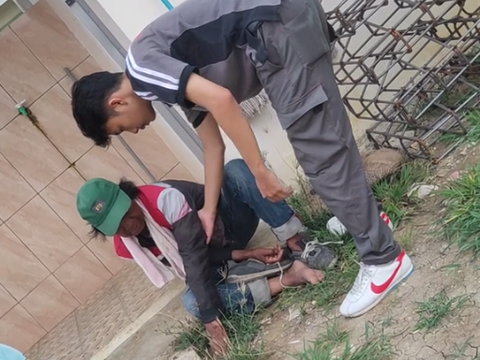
[71,0,413,317]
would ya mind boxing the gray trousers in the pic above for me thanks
[254,0,400,265]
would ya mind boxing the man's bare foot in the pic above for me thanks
[281,260,324,287]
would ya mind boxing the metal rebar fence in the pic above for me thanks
[327,0,480,161]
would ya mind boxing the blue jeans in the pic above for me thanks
[183,282,257,319]
[182,159,297,319]
[219,158,296,248]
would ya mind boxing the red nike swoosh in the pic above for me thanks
[370,251,405,294]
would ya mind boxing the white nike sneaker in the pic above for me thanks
[339,251,413,317]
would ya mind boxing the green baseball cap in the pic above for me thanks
[76,178,132,236]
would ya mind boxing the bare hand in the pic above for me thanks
[198,208,216,244]
[255,168,293,202]
[205,319,230,357]
[251,246,284,264]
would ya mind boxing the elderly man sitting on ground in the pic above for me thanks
[76,159,334,356]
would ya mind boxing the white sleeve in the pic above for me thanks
[156,187,192,224]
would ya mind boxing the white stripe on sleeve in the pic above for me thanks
[127,50,179,86]
[126,55,180,91]
[156,187,192,224]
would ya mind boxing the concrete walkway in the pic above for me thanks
[104,288,187,360]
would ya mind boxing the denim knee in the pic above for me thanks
[182,288,201,319]
[224,159,252,183]
[217,282,256,315]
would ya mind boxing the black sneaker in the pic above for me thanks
[290,233,338,270]
[226,258,293,284]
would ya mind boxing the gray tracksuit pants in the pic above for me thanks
[254,0,401,265]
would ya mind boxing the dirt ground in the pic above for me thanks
[255,143,480,360]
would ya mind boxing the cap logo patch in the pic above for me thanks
[92,200,105,213]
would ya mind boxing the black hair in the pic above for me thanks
[89,178,140,241]
[71,71,123,147]
[118,178,140,199]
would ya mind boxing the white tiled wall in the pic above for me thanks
[0,1,196,353]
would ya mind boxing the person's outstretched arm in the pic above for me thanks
[185,73,292,202]
[195,114,225,242]
[124,46,291,202]
[157,186,230,355]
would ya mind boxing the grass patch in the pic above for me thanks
[438,110,480,145]
[170,311,264,359]
[172,319,209,357]
[379,315,395,328]
[439,164,480,257]
[414,289,470,332]
[295,331,393,360]
[291,160,431,229]
[396,226,415,253]
[372,161,432,226]
[317,319,350,347]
